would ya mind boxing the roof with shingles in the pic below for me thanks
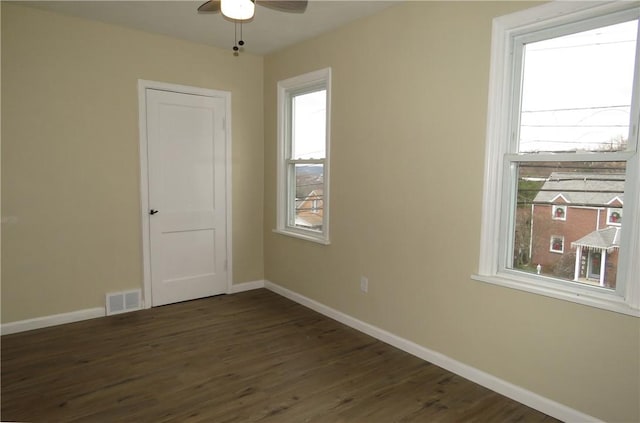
[572,227,620,252]
[533,172,624,207]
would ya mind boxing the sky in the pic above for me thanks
[519,19,638,153]
[292,90,327,160]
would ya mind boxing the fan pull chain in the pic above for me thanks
[232,21,246,56]
[233,21,239,56]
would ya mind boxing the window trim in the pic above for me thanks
[551,205,567,221]
[607,207,623,226]
[472,1,640,317]
[275,68,332,244]
[549,236,565,254]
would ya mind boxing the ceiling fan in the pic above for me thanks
[197,0,308,16]
[198,0,308,55]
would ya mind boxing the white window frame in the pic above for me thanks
[275,68,331,244]
[607,207,623,226]
[472,2,640,317]
[549,236,565,254]
[551,205,567,221]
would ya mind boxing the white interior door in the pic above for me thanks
[145,88,228,307]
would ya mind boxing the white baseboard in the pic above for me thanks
[228,279,265,294]
[264,280,600,423]
[2,281,266,335]
[1,307,105,336]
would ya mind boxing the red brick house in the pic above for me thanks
[530,172,624,288]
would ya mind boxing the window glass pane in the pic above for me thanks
[519,20,638,153]
[292,90,326,159]
[293,164,324,231]
[511,161,625,289]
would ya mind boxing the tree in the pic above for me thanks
[513,179,543,269]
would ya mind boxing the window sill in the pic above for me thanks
[273,228,330,245]
[471,273,640,317]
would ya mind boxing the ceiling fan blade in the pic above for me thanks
[257,0,308,14]
[197,0,221,13]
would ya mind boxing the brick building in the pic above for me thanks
[530,172,624,288]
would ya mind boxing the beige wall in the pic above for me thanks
[1,3,264,322]
[263,2,639,422]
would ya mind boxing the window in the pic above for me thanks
[276,68,331,244]
[549,236,564,254]
[551,205,566,221]
[474,3,640,316]
[607,207,623,225]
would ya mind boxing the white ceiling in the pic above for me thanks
[27,1,398,55]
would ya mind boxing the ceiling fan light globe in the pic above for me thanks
[221,0,255,20]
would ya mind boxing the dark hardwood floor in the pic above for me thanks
[1,289,559,422]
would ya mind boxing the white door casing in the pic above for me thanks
[138,80,232,307]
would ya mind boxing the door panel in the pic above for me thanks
[589,251,601,279]
[146,89,227,306]
[161,230,216,281]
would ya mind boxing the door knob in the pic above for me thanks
[149,209,159,215]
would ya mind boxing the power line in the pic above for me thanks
[521,105,629,113]
[520,139,626,147]
[526,39,636,52]
[521,124,627,128]
[519,164,626,171]
[295,182,323,188]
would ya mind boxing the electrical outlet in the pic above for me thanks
[360,276,369,293]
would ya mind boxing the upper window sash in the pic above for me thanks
[285,83,328,160]
[509,8,640,155]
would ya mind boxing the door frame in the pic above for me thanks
[137,79,233,309]
[587,250,602,280]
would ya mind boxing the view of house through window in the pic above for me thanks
[512,162,625,289]
[294,163,324,229]
[508,18,637,290]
